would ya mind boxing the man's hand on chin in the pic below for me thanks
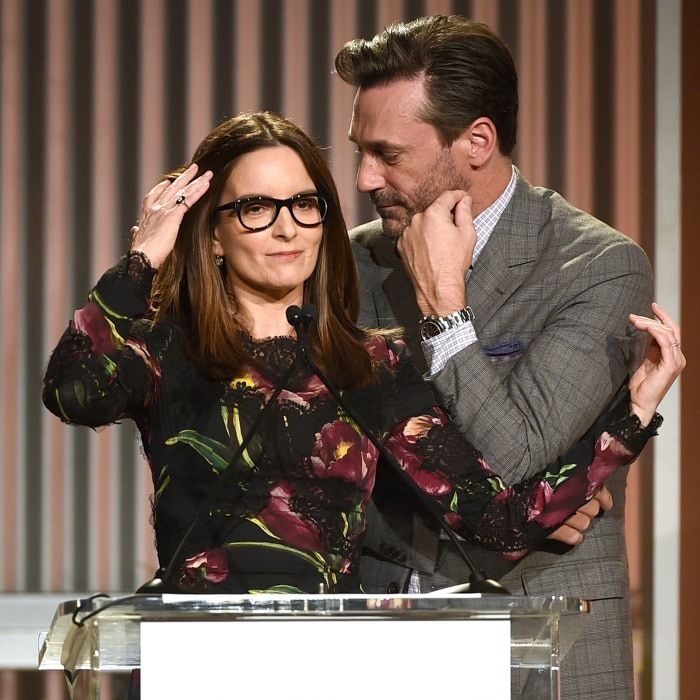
[396,191,475,316]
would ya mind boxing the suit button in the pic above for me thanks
[387,582,399,594]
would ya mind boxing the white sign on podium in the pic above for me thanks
[141,618,511,699]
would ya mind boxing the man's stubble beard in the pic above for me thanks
[373,149,471,239]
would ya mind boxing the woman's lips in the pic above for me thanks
[266,250,303,260]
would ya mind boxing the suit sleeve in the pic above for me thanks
[429,236,654,484]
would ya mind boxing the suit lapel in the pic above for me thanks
[360,173,550,365]
[470,172,547,329]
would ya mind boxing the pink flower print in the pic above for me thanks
[259,483,324,552]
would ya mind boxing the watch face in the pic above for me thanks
[420,319,442,340]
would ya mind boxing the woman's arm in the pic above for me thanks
[43,165,213,427]
[382,307,682,555]
[384,395,656,555]
[42,252,158,426]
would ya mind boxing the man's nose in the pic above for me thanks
[356,155,386,193]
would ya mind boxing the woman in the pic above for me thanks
[43,112,682,594]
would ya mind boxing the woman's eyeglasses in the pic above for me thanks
[214,193,328,232]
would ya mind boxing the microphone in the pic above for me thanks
[286,304,314,349]
[136,319,305,594]
[287,304,508,595]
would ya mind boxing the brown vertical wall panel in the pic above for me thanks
[681,2,700,696]
[233,1,262,114]
[377,0,405,29]
[187,1,216,155]
[425,0,453,17]
[471,0,499,29]
[517,0,549,187]
[43,0,71,591]
[565,2,595,213]
[139,0,167,194]
[612,4,647,694]
[282,0,311,129]
[136,0,167,585]
[0,1,666,697]
[91,0,121,593]
[0,0,24,592]
[329,1,359,227]
[614,0,643,240]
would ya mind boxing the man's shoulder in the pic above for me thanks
[349,219,399,274]
[349,219,384,253]
[512,179,649,270]
[533,184,642,250]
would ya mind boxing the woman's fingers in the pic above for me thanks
[629,303,680,346]
[651,302,681,345]
[178,169,214,209]
[630,309,683,362]
[140,166,213,220]
[629,312,684,372]
[141,163,200,213]
[627,307,685,425]
[130,167,213,269]
[142,180,171,211]
[159,163,200,208]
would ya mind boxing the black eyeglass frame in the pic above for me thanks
[214,193,329,232]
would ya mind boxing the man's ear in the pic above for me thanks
[452,117,498,167]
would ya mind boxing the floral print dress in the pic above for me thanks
[42,254,659,594]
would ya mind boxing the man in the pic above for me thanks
[335,16,652,700]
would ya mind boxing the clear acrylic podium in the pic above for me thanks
[39,593,589,699]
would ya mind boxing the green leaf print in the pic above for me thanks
[224,540,328,572]
[545,463,577,487]
[165,430,234,472]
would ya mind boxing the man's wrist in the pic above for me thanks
[419,306,475,341]
[418,300,467,316]
[415,287,467,317]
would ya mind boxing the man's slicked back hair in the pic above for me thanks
[335,15,518,154]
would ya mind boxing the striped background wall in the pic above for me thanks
[0,0,664,697]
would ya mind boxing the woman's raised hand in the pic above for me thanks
[130,164,213,269]
[628,302,685,426]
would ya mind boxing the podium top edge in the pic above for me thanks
[49,592,590,621]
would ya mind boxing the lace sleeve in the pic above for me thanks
[42,253,158,427]
[384,378,661,557]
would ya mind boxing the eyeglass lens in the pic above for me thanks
[240,196,325,229]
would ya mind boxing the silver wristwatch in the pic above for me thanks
[419,306,475,340]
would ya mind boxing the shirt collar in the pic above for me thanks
[471,165,517,265]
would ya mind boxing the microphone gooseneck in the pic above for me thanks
[288,304,508,595]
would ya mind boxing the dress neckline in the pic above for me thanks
[239,333,301,384]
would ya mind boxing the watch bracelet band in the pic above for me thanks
[419,306,475,339]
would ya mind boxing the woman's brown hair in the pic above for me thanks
[153,111,380,387]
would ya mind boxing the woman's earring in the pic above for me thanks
[215,254,224,267]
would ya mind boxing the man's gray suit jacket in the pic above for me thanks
[350,172,653,699]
